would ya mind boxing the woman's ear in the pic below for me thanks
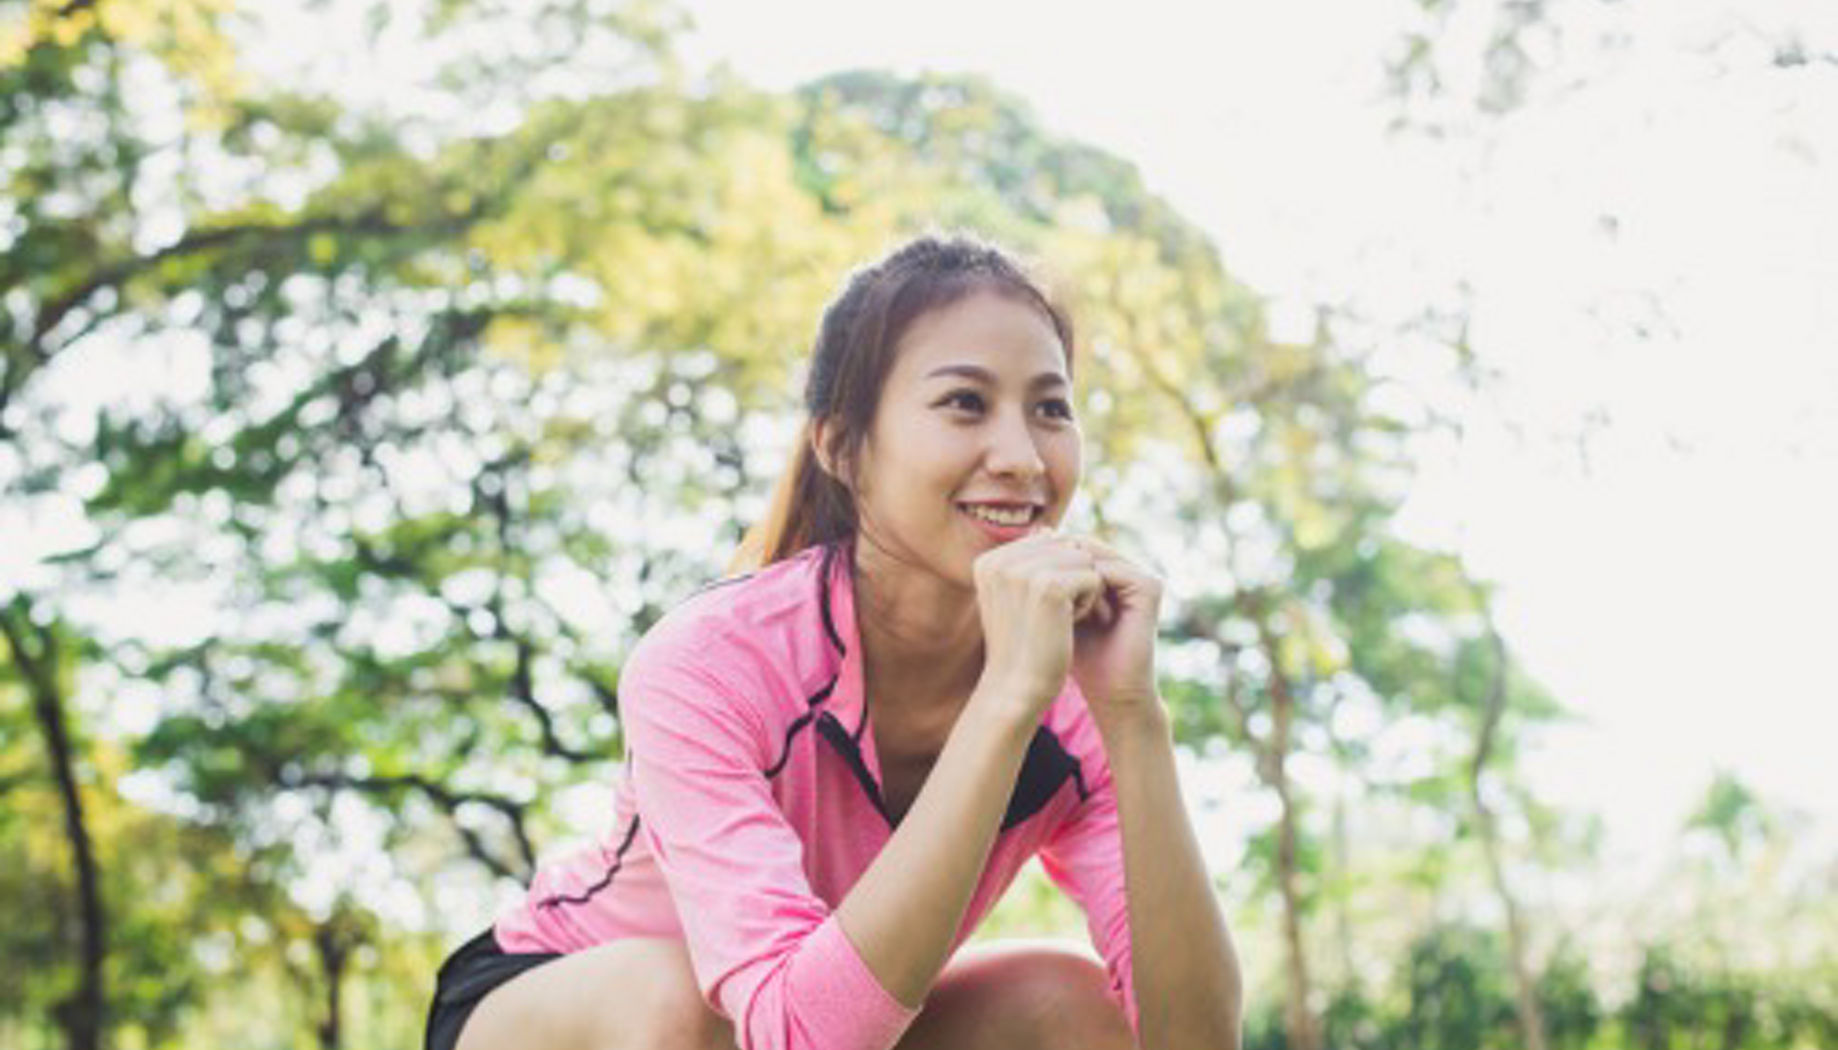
[810,419,849,484]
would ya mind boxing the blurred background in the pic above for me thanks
[2,0,1833,1047]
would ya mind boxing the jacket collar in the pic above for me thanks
[816,537,873,746]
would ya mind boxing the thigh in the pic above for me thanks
[897,939,1135,1050]
[455,937,734,1050]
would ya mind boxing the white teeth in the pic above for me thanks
[963,504,1032,526]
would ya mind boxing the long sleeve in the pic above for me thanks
[1038,752,1141,1038]
[621,639,920,1050]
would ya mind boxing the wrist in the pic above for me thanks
[1092,695,1170,745]
[966,675,1054,733]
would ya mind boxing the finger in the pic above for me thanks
[1063,547,1114,624]
[1072,574,1110,622]
[1057,565,1106,618]
[1003,535,1100,579]
[973,531,1068,579]
[1045,537,1108,621]
[1073,592,1103,630]
[1068,534,1127,565]
[1073,536,1154,585]
[1068,540,1162,621]
[981,532,1103,607]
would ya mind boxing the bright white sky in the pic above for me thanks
[672,0,1838,876]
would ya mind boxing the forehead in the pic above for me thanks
[888,289,1068,384]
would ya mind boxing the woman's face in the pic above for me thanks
[834,288,1082,589]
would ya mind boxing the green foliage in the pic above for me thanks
[1686,772,1777,864]
[1247,927,1609,1050]
[972,861,1087,944]
[3,2,1831,1049]
[1538,945,1604,1050]
[0,712,251,1043]
[1618,943,1826,1050]
[1392,923,1518,1050]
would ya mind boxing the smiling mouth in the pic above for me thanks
[956,503,1043,528]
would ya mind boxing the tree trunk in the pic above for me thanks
[315,921,350,1050]
[1261,623,1322,1050]
[2,603,105,1050]
[1273,774,1322,1050]
[1476,805,1548,1050]
[1468,611,1548,1050]
[1332,791,1357,985]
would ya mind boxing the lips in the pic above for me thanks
[956,501,1043,523]
[956,501,1045,541]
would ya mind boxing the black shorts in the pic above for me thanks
[425,929,563,1050]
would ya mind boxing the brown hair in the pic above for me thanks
[728,233,1075,573]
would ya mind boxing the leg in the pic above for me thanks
[896,939,1135,1050]
[455,935,1130,1050]
[454,937,734,1050]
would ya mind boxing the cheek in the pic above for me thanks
[890,424,974,485]
[1052,433,1083,490]
[858,431,957,516]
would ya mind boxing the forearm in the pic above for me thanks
[1099,703,1243,1050]
[836,689,1039,1007]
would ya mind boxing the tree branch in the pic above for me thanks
[583,673,620,721]
[507,639,598,763]
[31,212,387,356]
[281,767,536,880]
[1467,595,1509,788]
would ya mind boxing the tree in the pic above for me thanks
[4,5,1643,1049]
[0,602,105,1050]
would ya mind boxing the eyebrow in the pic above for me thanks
[923,364,1069,390]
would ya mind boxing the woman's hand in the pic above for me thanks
[970,532,1106,720]
[1066,534,1164,719]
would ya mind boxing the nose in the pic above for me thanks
[983,405,1047,482]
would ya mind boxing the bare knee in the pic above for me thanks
[901,943,1133,1050]
[996,950,1132,1048]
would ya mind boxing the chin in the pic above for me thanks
[943,557,980,592]
[924,532,984,591]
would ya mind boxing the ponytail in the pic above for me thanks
[727,420,856,574]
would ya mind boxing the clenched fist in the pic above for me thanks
[969,530,1160,724]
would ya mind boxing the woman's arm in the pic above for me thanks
[1096,701,1243,1050]
[1062,533,1243,1049]
[625,654,926,1050]
[627,535,1104,1050]
[834,685,1042,1006]
[634,647,1060,1048]
[838,532,1113,1008]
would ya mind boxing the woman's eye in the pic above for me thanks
[936,391,1074,421]
[940,391,986,412]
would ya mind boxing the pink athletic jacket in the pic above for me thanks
[493,540,1137,1050]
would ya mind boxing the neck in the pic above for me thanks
[849,537,985,725]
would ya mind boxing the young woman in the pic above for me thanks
[424,235,1242,1050]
